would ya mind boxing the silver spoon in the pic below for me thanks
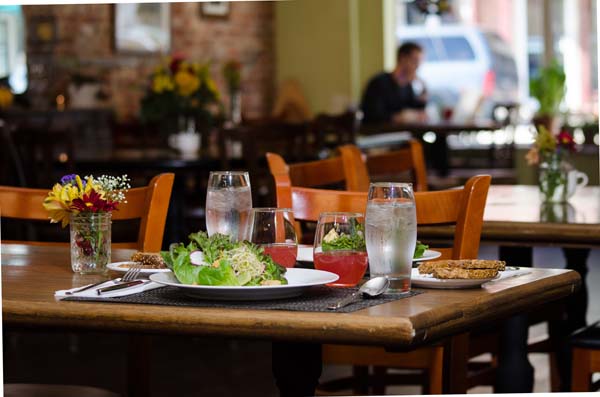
[327,277,390,310]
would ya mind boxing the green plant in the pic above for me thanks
[529,60,566,117]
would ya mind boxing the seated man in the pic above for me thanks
[361,42,427,124]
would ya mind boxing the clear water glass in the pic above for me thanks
[365,183,417,293]
[205,171,252,242]
[249,208,297,268]
[313,212,368,287]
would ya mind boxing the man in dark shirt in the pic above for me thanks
[361,42,427,124]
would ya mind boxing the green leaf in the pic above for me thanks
[413,241,429,259]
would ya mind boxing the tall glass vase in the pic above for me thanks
[70,212,112,274]
[230,90,242,125]
[538,154,568,203]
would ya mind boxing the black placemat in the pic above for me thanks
[63,286,421,313]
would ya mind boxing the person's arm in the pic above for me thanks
[360,78,390,124]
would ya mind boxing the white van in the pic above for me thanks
[397,24,519,121]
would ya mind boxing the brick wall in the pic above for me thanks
[23,2,274,121]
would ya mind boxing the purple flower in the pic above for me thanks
[60,174,77,185]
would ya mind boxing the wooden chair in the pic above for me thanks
[268,152,491,394]
[338,140,428,193]
[310,110,361,155]
[570,321,600,391]
[0,172,175,251]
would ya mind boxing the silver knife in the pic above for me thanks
[97,280,147,295]
[66,280,114,295]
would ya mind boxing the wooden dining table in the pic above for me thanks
[419,184,600,391]
[2,243,580,396]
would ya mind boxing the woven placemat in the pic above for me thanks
[64,286,421,313]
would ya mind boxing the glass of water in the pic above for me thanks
[249,208,298,268]
[365,183,417,293]
[205,171,252,241]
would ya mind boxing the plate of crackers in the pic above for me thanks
[107,252,171,275]
[412,259,506,289]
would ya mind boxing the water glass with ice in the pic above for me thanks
[249,208,298,268]
[365,183,417,293]
[205,171,252,242]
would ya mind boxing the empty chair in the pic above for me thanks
[268,155,491,394]
[338,139,428,192]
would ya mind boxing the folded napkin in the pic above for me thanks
[55,280,164,300]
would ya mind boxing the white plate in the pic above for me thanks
[410,268,499,289]
[107,261,172,275]
[149,268,339,301]
[296,245,441,263]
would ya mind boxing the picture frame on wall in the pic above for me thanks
[114,3,170,53]
[199,2,231,19]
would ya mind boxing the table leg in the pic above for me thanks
[495,314,534,392]
[442,333,469,394]
[272,341,322,397]
[496,246,534,392]
[128,334,152,397]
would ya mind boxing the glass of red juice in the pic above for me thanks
[249,208,298,268]
[313,212,368,287]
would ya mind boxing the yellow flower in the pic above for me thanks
[205,78,220,100]
[0,87,13,108]
[152,74,174,93]
[174,70,200,97]
[43,183,82,227]
[535,125,557,153]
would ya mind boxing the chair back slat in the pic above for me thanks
[0,173,174,252]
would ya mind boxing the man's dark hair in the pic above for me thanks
[397,42,423,59]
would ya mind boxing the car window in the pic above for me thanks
[409,37,440,62]
[441,36,475,61]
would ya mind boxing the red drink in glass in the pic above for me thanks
[313,250,368,287]
[262,244,298,268]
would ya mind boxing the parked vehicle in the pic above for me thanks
[397,24,519,122]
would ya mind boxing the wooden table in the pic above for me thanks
[420,184,600,391]
[420,185,600,247]
[2,244,580,395]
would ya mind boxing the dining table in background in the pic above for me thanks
[420,184,600,391]
[2,243,580,396]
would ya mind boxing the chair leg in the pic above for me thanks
[442,333,469,394]
[428,345,444,395]
[571,347,591,392]
[549,352,561,392]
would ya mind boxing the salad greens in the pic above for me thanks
[414,240,429,259]
[321,219,366,252]
[161,231,287,286]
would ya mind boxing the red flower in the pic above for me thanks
[169,53,186,74]
[556,130,575,152]
[71,189,118,213]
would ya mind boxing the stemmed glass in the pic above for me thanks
[205,171,252,242]
[249,208,298,268]
[365,182,417,293]
[313,212,368,287]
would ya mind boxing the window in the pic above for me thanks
[441,37,475,61]
[0,5,26,94]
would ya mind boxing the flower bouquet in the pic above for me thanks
[525,126,576,203]
[43,174,130,274]
[140,54,222,134]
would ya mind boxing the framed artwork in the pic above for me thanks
[199,2,231,19]
[114,3,170,53]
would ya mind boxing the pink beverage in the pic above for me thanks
[313,250,368,287]
[262,244,298,268]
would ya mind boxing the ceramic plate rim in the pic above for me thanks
[149,268,339,290]
[107,261,172,274]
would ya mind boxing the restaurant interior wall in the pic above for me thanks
[22,2,275,121]
[275,0,395,115]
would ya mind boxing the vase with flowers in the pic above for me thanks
[140,54,222,148]
[43,174,130,274]
[525,126,582,203]
[223,59,242,125]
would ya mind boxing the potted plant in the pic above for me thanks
[529,60,566,133]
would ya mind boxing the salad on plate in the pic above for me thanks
[161,232,287,287]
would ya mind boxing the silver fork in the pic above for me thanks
[121,262,142,282]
